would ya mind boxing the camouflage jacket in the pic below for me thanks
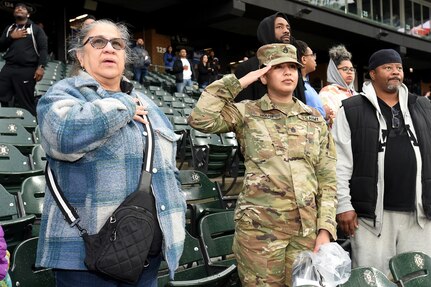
[188,74,337,239]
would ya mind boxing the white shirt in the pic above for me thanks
[180,58,192,80]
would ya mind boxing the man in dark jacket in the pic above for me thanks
[234,12,305,103]
[172,48,194,93]
[333,49,431,276]
[0,3,48,116]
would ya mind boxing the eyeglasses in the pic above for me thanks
[338,66,355,73]
[82,36,127,50]
[391,107,400,129]
[303,53,316,59]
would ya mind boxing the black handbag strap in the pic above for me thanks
[45,103,155,232]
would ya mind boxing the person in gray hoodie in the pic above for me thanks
[234,12,306,103]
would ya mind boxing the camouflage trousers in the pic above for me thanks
[233,217,316,286]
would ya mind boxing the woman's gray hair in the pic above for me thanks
[328,44,352,67]
[68,19,132,76]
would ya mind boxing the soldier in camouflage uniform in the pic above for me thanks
[188,43,337,286]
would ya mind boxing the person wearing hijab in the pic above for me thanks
[319,44,357,126]
[234,12,306,104]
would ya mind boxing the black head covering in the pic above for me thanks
[368,49,402,70]
[257,12,293,45]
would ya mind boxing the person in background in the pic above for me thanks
[234,12,306,104]
[296,40,326,118]
[197,54,212,89]
[172,48,194,93]
[131,38,151,83]
[208,49,220,83]
[333,49,431,276]
[319,44,357,126]
[81,14,96,27]
[35,19,186,287]
[0,2,48,116]
[163,45,175,73]
[188,43,337,286]
[0,226,12,287]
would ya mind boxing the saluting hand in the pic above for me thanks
[238,65,271,89]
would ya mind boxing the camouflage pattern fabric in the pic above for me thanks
[256,43,302,67]
[233,218,316,286]
[188,74,337,286]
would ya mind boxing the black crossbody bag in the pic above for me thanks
[45,113,162,284]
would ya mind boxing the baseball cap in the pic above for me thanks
[257,44,302,67]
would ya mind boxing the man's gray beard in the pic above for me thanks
[387,83,401,92]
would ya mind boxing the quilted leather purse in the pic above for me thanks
[45,111,159,284]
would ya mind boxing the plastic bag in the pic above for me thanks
[292,251,321,287]
[292,242,351,287]
[314,242,351,286]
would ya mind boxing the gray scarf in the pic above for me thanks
[326,59,355,92]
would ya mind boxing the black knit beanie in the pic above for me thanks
[368,49,402,70]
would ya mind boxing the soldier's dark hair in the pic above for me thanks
[295,40,309,60]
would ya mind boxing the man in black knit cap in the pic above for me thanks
[333,48,431,276]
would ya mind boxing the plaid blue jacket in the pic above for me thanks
[35,72,186,278]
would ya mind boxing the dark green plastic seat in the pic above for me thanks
[189,129,234,179]
[339,266,397,287]
[158,230,237,287]
[30,144,47,171]
[179,170,225,236]
[198,210,237,268]
[0,143,44,186]
[20,175,46,237]
[389,251,431,287]
[9,237,55,287]
[20,175,46,218]
[0,183,35,252]
[0,107,37,131]
[0,121,36,154]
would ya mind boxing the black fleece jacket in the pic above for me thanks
[0,19,48,68]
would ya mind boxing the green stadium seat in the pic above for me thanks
[9,237,55,287]
[389,251,431,287]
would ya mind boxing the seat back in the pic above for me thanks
[389,251,431,287]
[198,210,236,267]
[189,129,233,179]
[0,107,37,130]
[0,183,23,220]
[30,144,47,171]
[179,170,225,236]
[20,175,46,219]
[0,183,35,252]
[0,143,44,186]
[158,230,237,287]
[339,266,397,287]
[0,121,36,154]
[9,237,55,287]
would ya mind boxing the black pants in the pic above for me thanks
[0,65,37,116]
